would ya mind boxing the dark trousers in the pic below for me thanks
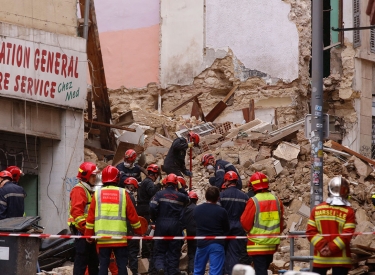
[73,238,99,275]
[252,254,273,275]
[147,240,156,275]
[128,239,140,273]
[154,239,181,275]
[99,246,128,275]
[224,239,247,274]
[313,267,350,275]
[187,240,197,274]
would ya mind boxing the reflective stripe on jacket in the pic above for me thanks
[67,182,91,230]
[306,202,355,268]
[89,186,129,245]
[247,192,281,254]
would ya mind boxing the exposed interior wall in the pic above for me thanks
[95,0,160,88]
[160,0,204,88]
[206,0,299,82]
[39,109,84,234]
[0,0,77,36]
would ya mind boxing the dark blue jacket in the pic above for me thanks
[116,162,143,187]
[182,202,197,236]
[220,186,248,222]
[163,137,189,176]
[0,181,26,220]
[209,159,242,190]
[149,186,189,235]
[194,202,230,247]
[137,177,162,218]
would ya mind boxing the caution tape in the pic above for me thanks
[0,231,374,240]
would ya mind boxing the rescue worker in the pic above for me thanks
[150,173,190,275]
[68,162,99,275]
[137,164,162,275]
[201,153,242,190]
[240,172,284,275]
[177,176,188,195]
[163,132,200,177]
[85,166,143,275]
[306,176,356,275]
[193,186,230,275]
[116,149,147,187]
[6,165,23,183]
[182,191,199,275]
[124,177,141,275]
[219,171,249,275]
[0,170,26,219]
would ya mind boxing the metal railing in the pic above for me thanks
[289,231,313,271]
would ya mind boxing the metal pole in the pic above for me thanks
[310,0,324,270]
[83,0,90,40]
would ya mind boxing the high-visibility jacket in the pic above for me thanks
[67,182,92,233]
[240,191,283,255]
[85,185,142,248]
[306,202,356,268]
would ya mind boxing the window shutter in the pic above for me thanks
[371,29,375,53]
[353,0,361,48]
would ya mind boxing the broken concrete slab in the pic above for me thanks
[353,221,375,246]
[154,133,173,148]
[354,156,373,179]
[255,146,272,162]
[244,121,273,134]
[273,141,301,162]
[226,119,263,139]
[297,203,310,218]
[355,208,370,223]
[144,146,169,156]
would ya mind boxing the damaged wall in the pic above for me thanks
[95,0,160,88]
[160,0,204,87]
[206,0,299,82]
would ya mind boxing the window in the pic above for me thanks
[353,0,361,48]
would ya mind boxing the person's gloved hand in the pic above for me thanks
[184,170,193,177]
[188,142,194,148]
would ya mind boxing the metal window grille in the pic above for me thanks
[353,0,361,48]
[371,29,375,53]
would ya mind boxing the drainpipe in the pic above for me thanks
[83,0,90,40]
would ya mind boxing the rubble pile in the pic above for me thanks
[84,105,375,273]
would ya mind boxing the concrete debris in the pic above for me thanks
[273,141,301,162]
[84,98,375,273]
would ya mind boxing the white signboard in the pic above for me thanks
[0,24,87,109]
[0,246,9,260]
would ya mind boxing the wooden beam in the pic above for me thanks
[85,145,115,157]
[79,0,113,150]
[330,141,375,166]
[191,97,206,121]
[84,119,136,132]
[170,92,203,113]
[249,99,255,122]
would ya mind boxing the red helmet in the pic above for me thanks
[177,176,187,188]
[201,154,215,167]
[124,177,139,189]
[188,132,200,146]
[188,191,198,200]
[249,172,269,192]
[0,170,13,180]
[221,183,227,190]
[224,171,239,182]
[77,162,99,182]
[6,166,23,182]
[165,173,178,185]
[147,164,159,174]
[161,177,167,185]
[124,149,137,163]
[102,166,119,183]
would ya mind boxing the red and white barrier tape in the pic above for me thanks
[0,231,373,240]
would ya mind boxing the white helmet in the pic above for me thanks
[328,176,349,198]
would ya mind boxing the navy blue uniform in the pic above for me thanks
[126,191,140,274]
[209,159,242,190]
[0,181,25,219]
[163,137,189,177]
[220,186,248,274]
[182,202,197,274]
[137,177,162,221]
[150,186,189,275]
[116,162,143,187]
